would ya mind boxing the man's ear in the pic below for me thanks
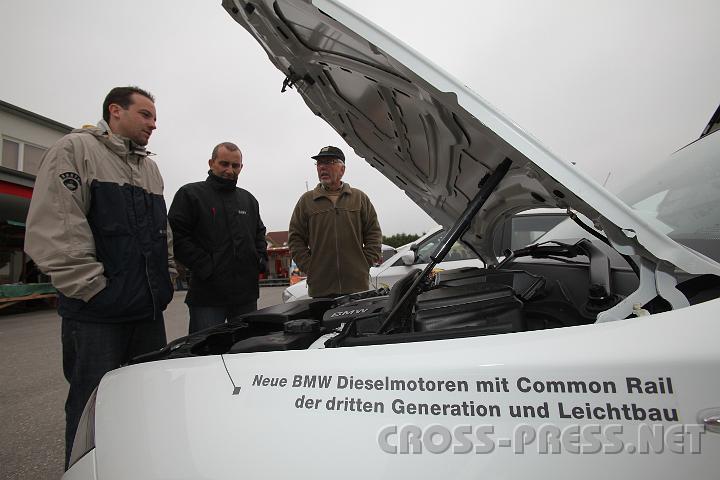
[107,103,122,120]
[208,158,214,169]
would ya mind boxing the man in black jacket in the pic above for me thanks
[169,142,268,333]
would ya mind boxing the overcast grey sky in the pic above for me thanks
[1,1,718,234]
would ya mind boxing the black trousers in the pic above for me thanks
[61,316,166,469]
[187,300,257,334]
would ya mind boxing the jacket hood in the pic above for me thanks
[222,0,720,279]
[73,120,150,159]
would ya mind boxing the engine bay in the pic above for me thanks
[137,251,633,362]
[132,232,720,364]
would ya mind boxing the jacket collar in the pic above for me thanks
[73,120,151,160]
[206,171,238,191]
[312,182,351,200]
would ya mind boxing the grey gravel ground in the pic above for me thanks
[0,287,284,480]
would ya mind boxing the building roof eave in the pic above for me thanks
[0,99,73,134]
[0,165,35,187]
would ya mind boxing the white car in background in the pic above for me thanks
[282,228,480,302]
[283,210,566,302]
[63,1,720,479]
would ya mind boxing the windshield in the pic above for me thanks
[535,131,720,263]
[618,131,720,262]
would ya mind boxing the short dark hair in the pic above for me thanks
[211,142,241,160]
[102,86,155,122]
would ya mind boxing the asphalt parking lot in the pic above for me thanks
[0,287,284,480]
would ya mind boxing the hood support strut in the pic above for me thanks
[378,158,513,334]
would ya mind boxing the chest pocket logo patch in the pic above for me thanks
[59,172,81,191]
[238,210,247,215]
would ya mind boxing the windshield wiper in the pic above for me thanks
[495,240,584,269]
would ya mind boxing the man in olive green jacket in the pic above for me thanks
[289,146,382,297]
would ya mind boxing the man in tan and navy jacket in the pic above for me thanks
[24,86,175,470]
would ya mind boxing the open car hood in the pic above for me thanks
[223,0,720,279]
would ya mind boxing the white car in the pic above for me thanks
[283,210,565,302]
[64,1,720,479]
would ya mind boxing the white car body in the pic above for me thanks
[64,1,720,478]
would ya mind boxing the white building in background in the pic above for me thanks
[0,99,71,176]
[0,100,71,286]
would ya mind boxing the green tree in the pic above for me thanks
[382,233,422,248]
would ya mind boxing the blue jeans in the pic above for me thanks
[188,301,257,334]
[62,316,166,469]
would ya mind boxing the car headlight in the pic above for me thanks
[282,289,293,303]
[68,386,98,468]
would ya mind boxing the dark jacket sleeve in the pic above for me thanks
[254,197,268,273]
[288,195,312,273]
[168,186,214,280]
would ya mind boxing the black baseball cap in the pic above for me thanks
[311,145,345,163]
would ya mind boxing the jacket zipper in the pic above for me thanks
[334,203,342,293]
[130,151,157,321]
[145,255,157,321]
